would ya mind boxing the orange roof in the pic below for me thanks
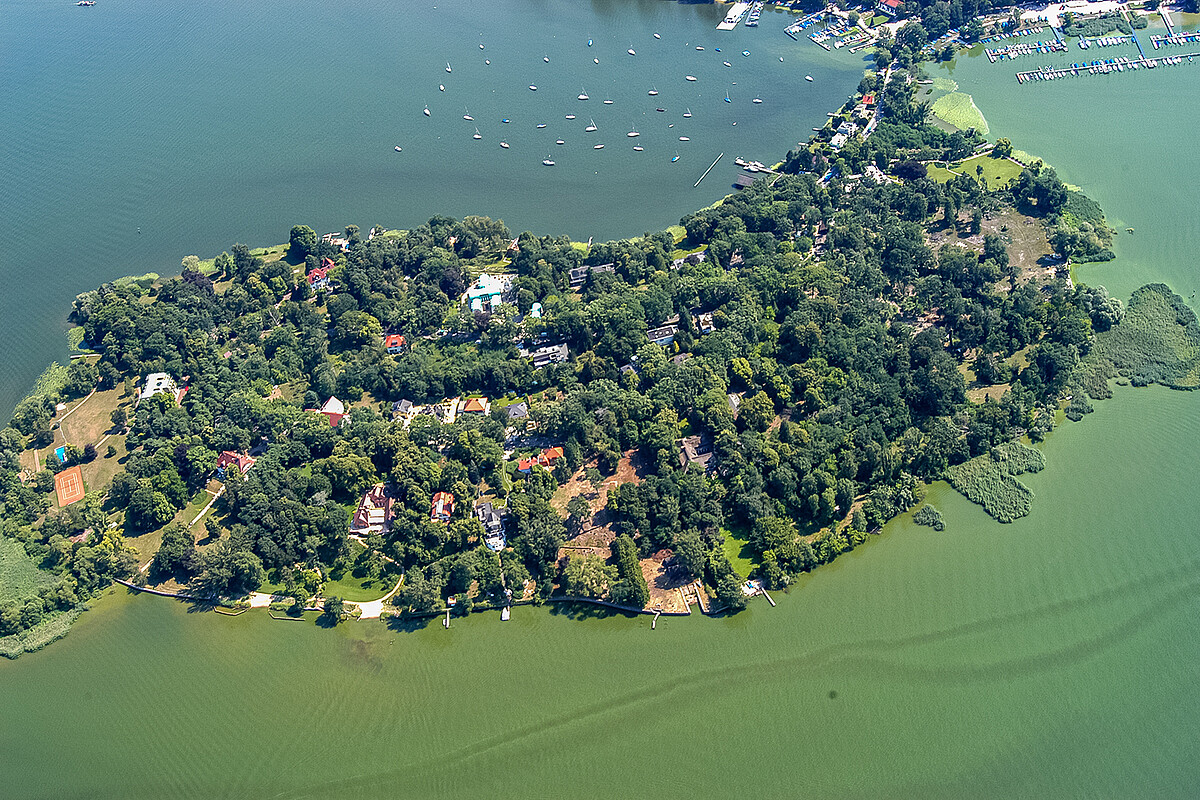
[384,333,406,348]
[542,446,564,461]
[54,465,85,507]
[463,397,488,413]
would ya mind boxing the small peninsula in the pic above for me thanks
[3,39,1196,657]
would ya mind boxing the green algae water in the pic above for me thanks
[5,4,1200,798]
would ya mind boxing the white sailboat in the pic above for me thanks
[423,105,430,116]
[627,125,639,138]
[648,87,659,96]
[473,127,482,139]
[683,108,693,118]
[542,154,555,166]
[585,118,598,132]
[578,87,589,100]
[445,62,452,73]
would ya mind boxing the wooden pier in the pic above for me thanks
[1151,32,1200,49]
[694,152,723,187]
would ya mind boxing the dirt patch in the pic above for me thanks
[641,549,691,613]
[982,208,1056,287]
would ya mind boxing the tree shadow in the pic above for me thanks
[383,613,439,634]
[546,599,639,621]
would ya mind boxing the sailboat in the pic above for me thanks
[586,118,598,132]
[724,92,731,103]
[683,108,693,118]
[529,85,538,91]
[578,87,589,100]
[627,125,639,137]
[445,62,452,73]
[542,154,555,166]
[627,47,637,56]
[633,145,644,151]
[556,139,565,145]
[648,87,659,96]
[686,75,697,82]
[473,127,482,140]
[543,56,550,63]
[671,151,680,162]
[752,97,762,104]
[500,141,510,148]
[463,108,474,121]
[423,105,430,116]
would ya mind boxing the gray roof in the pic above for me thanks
[506,401,529,419]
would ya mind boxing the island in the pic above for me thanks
[2,36,1197,658]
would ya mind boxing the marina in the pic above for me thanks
[716,2,751,31]
[1015,52,1197,83]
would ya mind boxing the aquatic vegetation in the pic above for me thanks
[1087,284,1200,390]
[0,609,80,659]
[945,442,1045,523]
[912,504,945,531]
[931,92,989,135]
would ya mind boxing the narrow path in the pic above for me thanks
[344,575,405,619]
[189,485,225,528]
[57,388,97,425]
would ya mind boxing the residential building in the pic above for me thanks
[505,401,529,422]
[383,333,407,353]
[528,343,569,368]
[697,313,716,334]
[878,0,901,16]
[466,272,505,313]
[568,262,615,288]
[461,396,491,415]
[517,446,564,473]
[139,372,180,405]
[529,302,543,319]
[350,484,394,536]
[306,259,333,289]
[646,325,678,347]
[830,132,849,150]
[679,435,716,473]
[475,501,507,551]
[431,491,455,523]
[215,450,255,480]
[392,399,414,421]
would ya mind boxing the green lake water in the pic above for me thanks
[4,5,1200,799]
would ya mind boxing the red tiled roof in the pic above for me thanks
[216,450,255,473]
[384,333,406,349]
[306,266,329,285]
[463,397,488,413]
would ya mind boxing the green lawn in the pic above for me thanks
[928,153,1024,188]
[323,571,392,602]
[0,537,56,604]
[721,527,758,579]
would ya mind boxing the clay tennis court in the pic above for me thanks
[55,465,85,507]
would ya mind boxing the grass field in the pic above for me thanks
[929,152,1024,188]
[931,92,990,135]
[721,526,757,578]
[0,537,55,604]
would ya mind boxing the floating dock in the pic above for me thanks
[717,2,751,30]
[1151,32,1200,49]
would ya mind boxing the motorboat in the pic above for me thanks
[480,44,485,50]
[536,123,547,128]
[752,98,762,104]
[633,145,644,151]
[627,126,639,137]
[565,114,576,120]
[742,50,750,57]
[529,85,538,91]
[594,58,600,64]
[463,109,474,120]
[423,105,430,116]
[678,136,689,141]
[593,143,605,149]
[628,48,636,55]
[805,75,814,82]
[656,107,665,112]
[654,33,661,39]
[556,139,565,145]
[543,56,550,63]
[439,84,445,91]
[542,155,555,166]
[603,99,614,105]
[724,93,731,103]
[394,146,402,152]
[686,75,697,81]
[696,46,705,51]
[723,61,732,67]
[485,60,490,65]
[500,141,509,148]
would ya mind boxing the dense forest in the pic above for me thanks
[0,64,1158,644]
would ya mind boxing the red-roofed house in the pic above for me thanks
[878,0,900,16]
[350,483,393,535]
[384,333,407,353]
[461,396,491,415]
[862,93,876,106]
[306,264,331,290]
[431,491,455,523]
[517,446,564,474]
[216,450,256,480]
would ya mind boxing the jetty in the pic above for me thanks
[694,152,723,187]
[1151,31,1200,49]
[717,2,750,31]
[1015,52,1197,84]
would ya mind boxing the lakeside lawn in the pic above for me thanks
[721,525,757,579]
[322,571,393,602]
[928,152,1024,188]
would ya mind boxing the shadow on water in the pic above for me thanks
[547,599,641,621]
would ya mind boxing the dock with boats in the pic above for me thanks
[1015,52,1196,84]
[985,37,1067,61]
[1151,32,1200,49]
[716,2,751,31]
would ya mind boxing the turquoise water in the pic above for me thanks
[4,4,1200,798]
[0,0,863,416]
